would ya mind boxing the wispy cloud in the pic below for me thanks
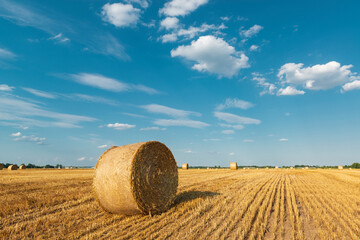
[221,129,234,134]
[48,33,70,43]
[142,104,200,118]
[140,126,166,131]
[68,73,159,94]
[0,94,96,128]
[0,48,16,59]
[106,123,136,130]
[23,87,57,99]
[11,133,46,145]
[216,98,254,111]
[97,144,109,149]
[279,138,288,141]
[214,112,261,125]
[0,84,14,91]
[0,0,129,60]
[154,119,209,128]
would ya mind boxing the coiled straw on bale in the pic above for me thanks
[230,162,238,170]
[19,164,26,170]
[182,163,189,170]
[93,141,178,215]
[8,164,18,170]
[0,163,3,170]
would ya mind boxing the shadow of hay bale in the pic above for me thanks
[173,191,220,206]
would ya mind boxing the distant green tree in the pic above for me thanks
[350,162,360,168]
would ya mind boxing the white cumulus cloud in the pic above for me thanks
[107,123,136,130]
[77,157,86,161]
[160,17,179,30]
[249,45,259,51]
[342,80,360,92]
[277,86,305,96]
[240,24,263,38]
[171,35,249,78]
[11,132,21,137]
[159,0,208,17]
[101,3,141,27]
[278,61,355,90]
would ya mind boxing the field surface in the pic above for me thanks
[1,168,360,239]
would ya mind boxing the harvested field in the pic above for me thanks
[1,169,360,239]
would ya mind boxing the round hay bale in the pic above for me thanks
[338,165,343,170]
[19,164,26,170]
[182,163,189,170]
[275,166,279,169]
[230,162,238,170]
[93,141,178,215]
[8,164,18,171]
[305,166,309,169]
[0,163,3,170]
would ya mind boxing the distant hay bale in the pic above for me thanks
[305,167,309,169]
[0,163,3,170]
[338,166,343,170]
[275,166,279,169]
[265,167,269,169]
[182,163,189,170]
[8,164,18,171]
[349,168,352,170]
[206,167,210,170]
[93,141,178,215]
[290,167,294,169]
[19,164,26,170]
[230,162,238,170]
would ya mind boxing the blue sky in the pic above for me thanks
[1,0,360,167]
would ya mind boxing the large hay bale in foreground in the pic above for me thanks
[8,164,18,170]
[93,141,178,215]
[182,163,189,170]
[19,164,26,170]
[0,163,3,170]
[338,166,343,170]
[230,162,238,170]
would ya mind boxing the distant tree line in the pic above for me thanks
[1,163,64,169]
[181,162,360,169]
